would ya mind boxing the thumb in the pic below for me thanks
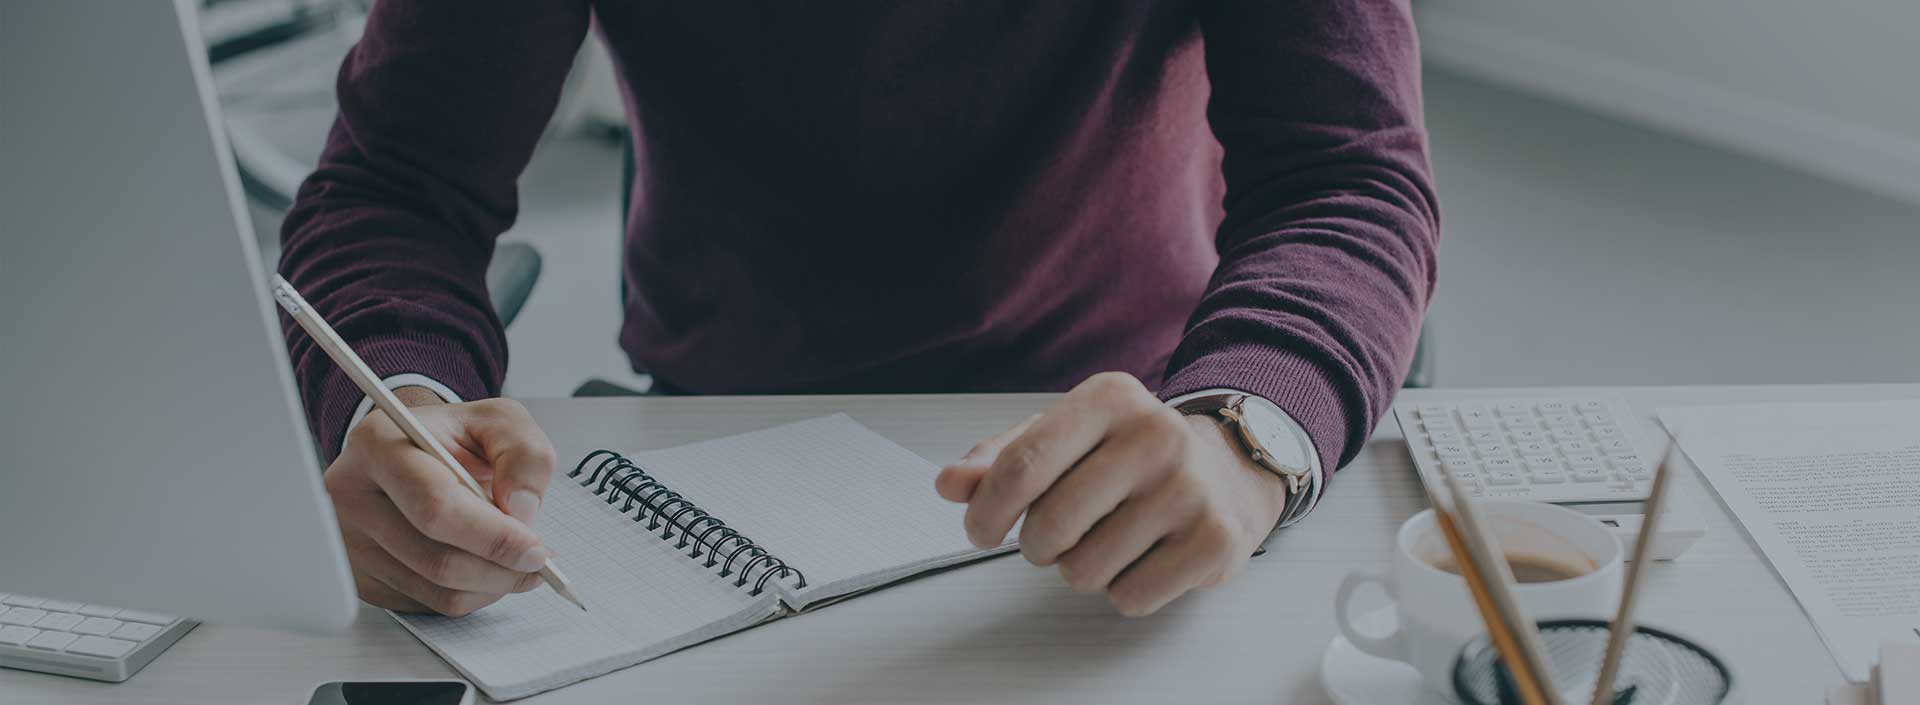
[456,399,558,528]
[935,414,1041,503]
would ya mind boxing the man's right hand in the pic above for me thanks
[324,388,559,616]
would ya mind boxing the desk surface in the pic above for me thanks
[9,383,1914,704]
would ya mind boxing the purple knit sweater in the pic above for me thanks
[278,1,1439,472]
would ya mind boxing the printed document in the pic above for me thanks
[1659,401,1920,682]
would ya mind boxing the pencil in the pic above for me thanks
[1442,474,1564,705]
[270,275,587,611]
[1588,452,1674,705]
[1434,507,1553,705]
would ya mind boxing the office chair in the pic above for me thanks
[576,135,1434,395]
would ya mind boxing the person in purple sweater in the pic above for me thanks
[281,1,1438,618]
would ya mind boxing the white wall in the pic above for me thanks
[1415,0,1920,206]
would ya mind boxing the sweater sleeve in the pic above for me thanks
[277,1,590,461]
[1163,0,1441,472]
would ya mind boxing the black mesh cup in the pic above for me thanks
[1452,619,1736,705]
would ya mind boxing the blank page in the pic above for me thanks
[394,475,780,701]
[631,414,1012,609]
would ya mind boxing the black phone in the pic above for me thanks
[306,681,474,705]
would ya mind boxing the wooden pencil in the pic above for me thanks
[1589,452,1674,705]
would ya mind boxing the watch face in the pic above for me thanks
[1238,398,1308,469]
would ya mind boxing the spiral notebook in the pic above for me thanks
[392,414,1014,701]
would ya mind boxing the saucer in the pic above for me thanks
[1321,606,1457,705]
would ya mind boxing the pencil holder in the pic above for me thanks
[1451,619,1738,705]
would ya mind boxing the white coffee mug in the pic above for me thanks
[1334,500,1623,697]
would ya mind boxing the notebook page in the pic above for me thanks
[394,475,780,701]
[631,414,1011,609]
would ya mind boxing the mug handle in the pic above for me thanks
[1335,570,1407,662]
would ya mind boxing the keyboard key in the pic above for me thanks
[65,636,137,659]
[1,608,48,626]
[1,595,45,608]
[1487,471,1524,486]
[37,599,84,613]
[1573,468,1609,483]
[72,617,123,636]
[110,622,161,641]
[77,604,121,618]
[33,612,82,631]
[0,626,38,646]
[26,630,77,651]
[115,609,174,626]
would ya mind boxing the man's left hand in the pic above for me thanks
[934,372,1290,616]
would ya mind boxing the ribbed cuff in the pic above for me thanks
[1159,343,1358,476]
[308,336,492,463]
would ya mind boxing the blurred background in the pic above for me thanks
[208,0,1920,398]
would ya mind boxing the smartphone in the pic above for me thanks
[306,680,474,705]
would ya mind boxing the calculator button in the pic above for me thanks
[33,612,82,631]
[1,595,45,608]
[1468,430,1502,445]
[1530,470,1568,484]
[1581,412,1614,426]
[1542,413,1578,429]
[1503,417,1539,431]
[115,610,175,626]
[1550,427,1585,442]
[67,636,138,659]
[1537,401,1570,415]
[1428,430,1463,445]
[1483,458,1520,472]
[77,604,120,618]
[1442,460,1479,476]
[1509,429,1544,442]
[1573,468,1608,483]
[26,630,77,651]
[1592,426,1624,439]
[1487,471,1524,486]
[0,626,38,646]
[1417,405,1450,420]
[1517,441,1553,456]
[1496,402,1531,417]
[1576,400,1607,412]
[1523,456,1562,471]
[72,617,123,636]
[1,608,48,626]
[1461,414,1497,431]
[1435,444,1473,458]
[110,622,162,641]
[1476,444,1510,459]
[1599,439,1634,453]
[38,600,84,613]
[1567,453,1604,469]
[1560,440,1594,454]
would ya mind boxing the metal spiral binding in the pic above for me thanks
[568,450,806,597]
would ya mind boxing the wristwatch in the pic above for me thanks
[1175,391,1316,505]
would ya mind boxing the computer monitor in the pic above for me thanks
[0,0,358,632]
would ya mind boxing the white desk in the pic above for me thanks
[8,384,1912,704]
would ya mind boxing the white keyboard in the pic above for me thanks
[0,593,195,682]
[1394,397,1654,503]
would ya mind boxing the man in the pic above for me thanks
[281,1,1437,619]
